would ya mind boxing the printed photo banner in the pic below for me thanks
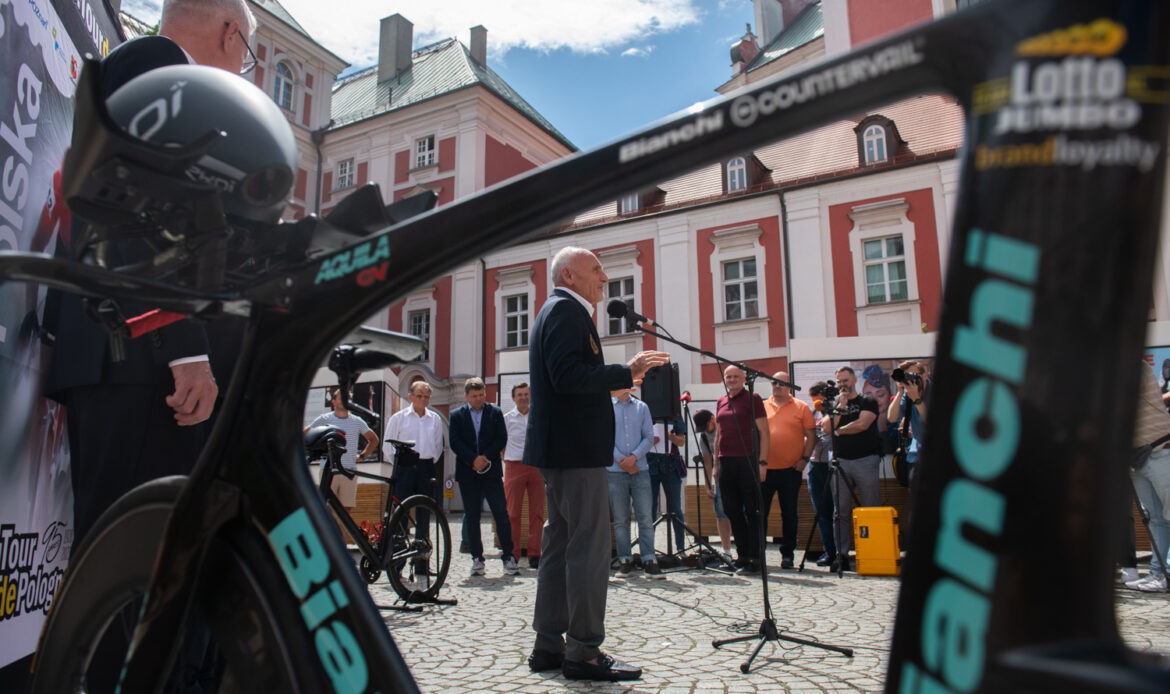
[0,0,121,669]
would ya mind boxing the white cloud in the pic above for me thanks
[621,46,655,58]
[278,0,702,68]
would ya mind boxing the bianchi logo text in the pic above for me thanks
[618,111,724,164]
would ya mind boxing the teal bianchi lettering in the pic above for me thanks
[901,228,1040,694]
[270,508,372,693]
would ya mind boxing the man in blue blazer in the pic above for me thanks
[449,377,518,576]
[44,0,258,546]
[524,246,669,682]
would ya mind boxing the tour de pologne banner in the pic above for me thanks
[0,0,121,668]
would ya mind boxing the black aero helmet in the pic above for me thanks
[105,64,297,224]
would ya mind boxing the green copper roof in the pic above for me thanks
[330,38,575,151]
[748,0,824,71]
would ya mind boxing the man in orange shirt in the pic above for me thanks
[761,370,815,569]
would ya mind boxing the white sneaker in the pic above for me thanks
[1127,572,1168,592]
[1119,567,1140,584]
[471,557,485,576]
[503,556,520,575]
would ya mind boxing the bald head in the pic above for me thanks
[551,246,607,304]
[770,371,792,402]
[159,0,256,72]
[723,364,746,395]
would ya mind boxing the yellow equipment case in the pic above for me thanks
[852,506,901,576]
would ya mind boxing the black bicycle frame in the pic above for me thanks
[5,1,1167,692]
[317,463,395,564]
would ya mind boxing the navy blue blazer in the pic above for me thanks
[449,402,508,483]
[44,36,215,397]
[523,289,633,469]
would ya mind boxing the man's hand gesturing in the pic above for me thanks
[627,351,670,381]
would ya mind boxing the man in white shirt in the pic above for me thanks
[384,380,446,567]
[305,386,379,512]
[504,382,544,568]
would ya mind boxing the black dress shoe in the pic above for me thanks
[562,652,642,681]
[735,560,760,575]
[780,556,794,569]
[815,552,834,567]
[527,649,564,672]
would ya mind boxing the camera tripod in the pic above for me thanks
[649,400,735,573]
[796,394,864,576]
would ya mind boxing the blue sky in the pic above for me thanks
[122,0,757,150]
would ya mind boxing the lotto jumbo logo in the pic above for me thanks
[1016,18,1126,58]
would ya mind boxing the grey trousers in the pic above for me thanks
[833,454,881,557]
[533,467,611,662]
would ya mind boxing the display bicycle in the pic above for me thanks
[5,1,1167,691]
[304,393,453,603]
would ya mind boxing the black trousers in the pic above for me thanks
[64,382,206,546]
[62,383,213,693]
[760,467,802,558]
[719,456,762,561]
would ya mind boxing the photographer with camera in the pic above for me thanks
[887,360,929,483]
[821,366,881,572]
[806,382,837,567]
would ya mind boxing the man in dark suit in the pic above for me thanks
[449,377,518,576]
[524,246,669,682]
[43,0,257,546]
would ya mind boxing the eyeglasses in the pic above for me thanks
[226,22,258,75]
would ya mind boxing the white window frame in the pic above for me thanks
[726,156,747,192]
[415,135,436,169]
[336,158,355,190]
[707,223,770,361]
[619,193,639,214]
[274,61,294,111]
[606,276,636,335]
[862,124,888,164]
[596,246,644,340]
[494,265,535,352]
[847,198,922,336]
[503,293,529,348]
[721,258,760,322]
[401,288,438,366]
[862,236,909,305]
[407,309,430,361]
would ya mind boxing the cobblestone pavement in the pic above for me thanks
[368,516,1170,693]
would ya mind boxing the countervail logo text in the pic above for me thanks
[728,40,924,128]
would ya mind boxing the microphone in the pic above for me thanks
[680,391,692,403]
[606,299,656,327]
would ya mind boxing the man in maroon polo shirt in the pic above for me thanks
[714,364,770,574]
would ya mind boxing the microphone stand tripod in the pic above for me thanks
[629,318,853,671]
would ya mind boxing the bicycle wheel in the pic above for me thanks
[31,477,329,693]
[384,494,451,601]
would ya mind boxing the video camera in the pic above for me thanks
[891,368,923,389]
[810,380,840,400]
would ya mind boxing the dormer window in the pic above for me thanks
[854,115,904,167]
[274,62,294,110]
[726,157,747,192]
[619,193,639,214]
[862,125,887,164]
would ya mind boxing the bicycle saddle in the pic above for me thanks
[304,425,345,459]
